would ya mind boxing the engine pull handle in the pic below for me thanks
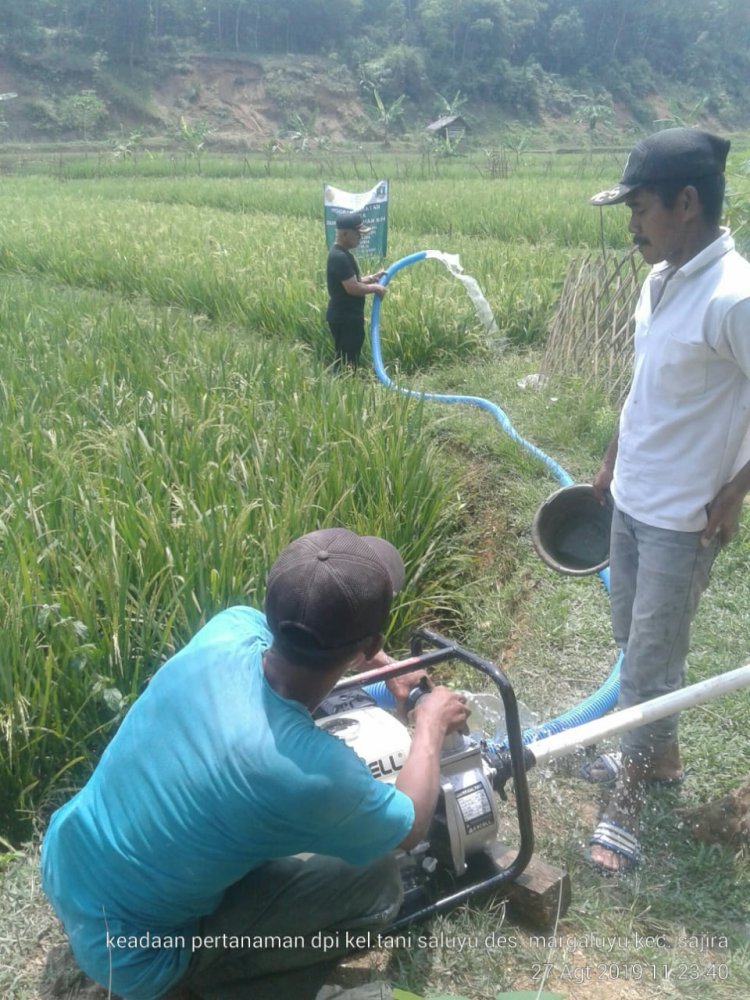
[405,674,434,712]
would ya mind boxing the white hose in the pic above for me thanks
[529,663,750,766]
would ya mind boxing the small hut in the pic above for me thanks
[425,115,469,143]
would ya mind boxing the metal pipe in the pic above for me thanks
[334,646,456,690]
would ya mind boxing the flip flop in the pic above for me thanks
[579,752,621,784]
[586,818,640,876]
[580,751,685,787]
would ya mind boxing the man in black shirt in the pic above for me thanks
[326,212,387,369]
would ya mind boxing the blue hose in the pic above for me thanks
[363,681,397,709]
[369,251,622,744]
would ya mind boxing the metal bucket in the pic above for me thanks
[531,484,612,576]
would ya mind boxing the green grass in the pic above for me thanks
[375,356,750,1000]
[0,156,748,1000]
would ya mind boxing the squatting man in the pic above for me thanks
[41,528,470,1000]
[584,128,750,875]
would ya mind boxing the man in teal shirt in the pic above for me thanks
[42,528,469,999]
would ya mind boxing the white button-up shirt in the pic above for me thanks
[612,229,750,531]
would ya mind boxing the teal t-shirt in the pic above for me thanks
[41,606,414,1000]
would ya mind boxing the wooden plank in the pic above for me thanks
[491,842,571,929]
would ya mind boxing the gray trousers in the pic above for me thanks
[609,506,719,756]
[176,853,402,1000]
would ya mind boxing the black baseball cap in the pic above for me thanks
[335,212,371,233]
[264,528,404,664]
[590,128,730,206]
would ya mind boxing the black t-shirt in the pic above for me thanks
[326,244,364,321]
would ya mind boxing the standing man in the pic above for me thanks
[41,528,469,999]
[585,128,750,874]
[326,212,387,370]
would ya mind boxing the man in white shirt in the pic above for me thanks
[585,128,750,874]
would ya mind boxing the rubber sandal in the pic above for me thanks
[586,818,640,876]
[579,752,621,784]
[580,751,685,787]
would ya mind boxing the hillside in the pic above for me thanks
[1,50,746,153]
[0,54,372,148]
[147,54,372,146]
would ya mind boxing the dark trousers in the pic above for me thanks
[176,854,403,999]
[328,317,365,370]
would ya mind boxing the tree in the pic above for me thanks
[361,44,427,102]
[1,0,749,129]
[434,88,468,116]
[176,117,210,169]
[369,87,405,147]
[0,93,18,138]
[0,0,43,53]
[573,98,613,137]
[547,10,586,74]
[59,91,107,139]
[105,0,152,67]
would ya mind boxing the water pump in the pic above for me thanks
[314,628,535,927]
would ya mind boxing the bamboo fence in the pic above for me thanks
[543,249,647,406]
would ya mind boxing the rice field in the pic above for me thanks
[0,170,606,364]
[0,160,554,837]
[1,149,750,1000]
[1,148,749,838]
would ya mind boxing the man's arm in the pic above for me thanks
[362,269,387,284]
[341,275,387,300]
[700,298,750,547]
[702,458,750,548]
[592,427,620,505]
[394,687,470,850]
[360,650,426,719]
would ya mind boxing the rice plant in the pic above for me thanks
[0,273,465,839]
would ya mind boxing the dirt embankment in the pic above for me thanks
[1,53,370,147]
[153,55,368,145]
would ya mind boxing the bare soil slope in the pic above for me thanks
[145,54,369,146]
[0,53,370,146]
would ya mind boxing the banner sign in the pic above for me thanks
[323,180,389,258]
